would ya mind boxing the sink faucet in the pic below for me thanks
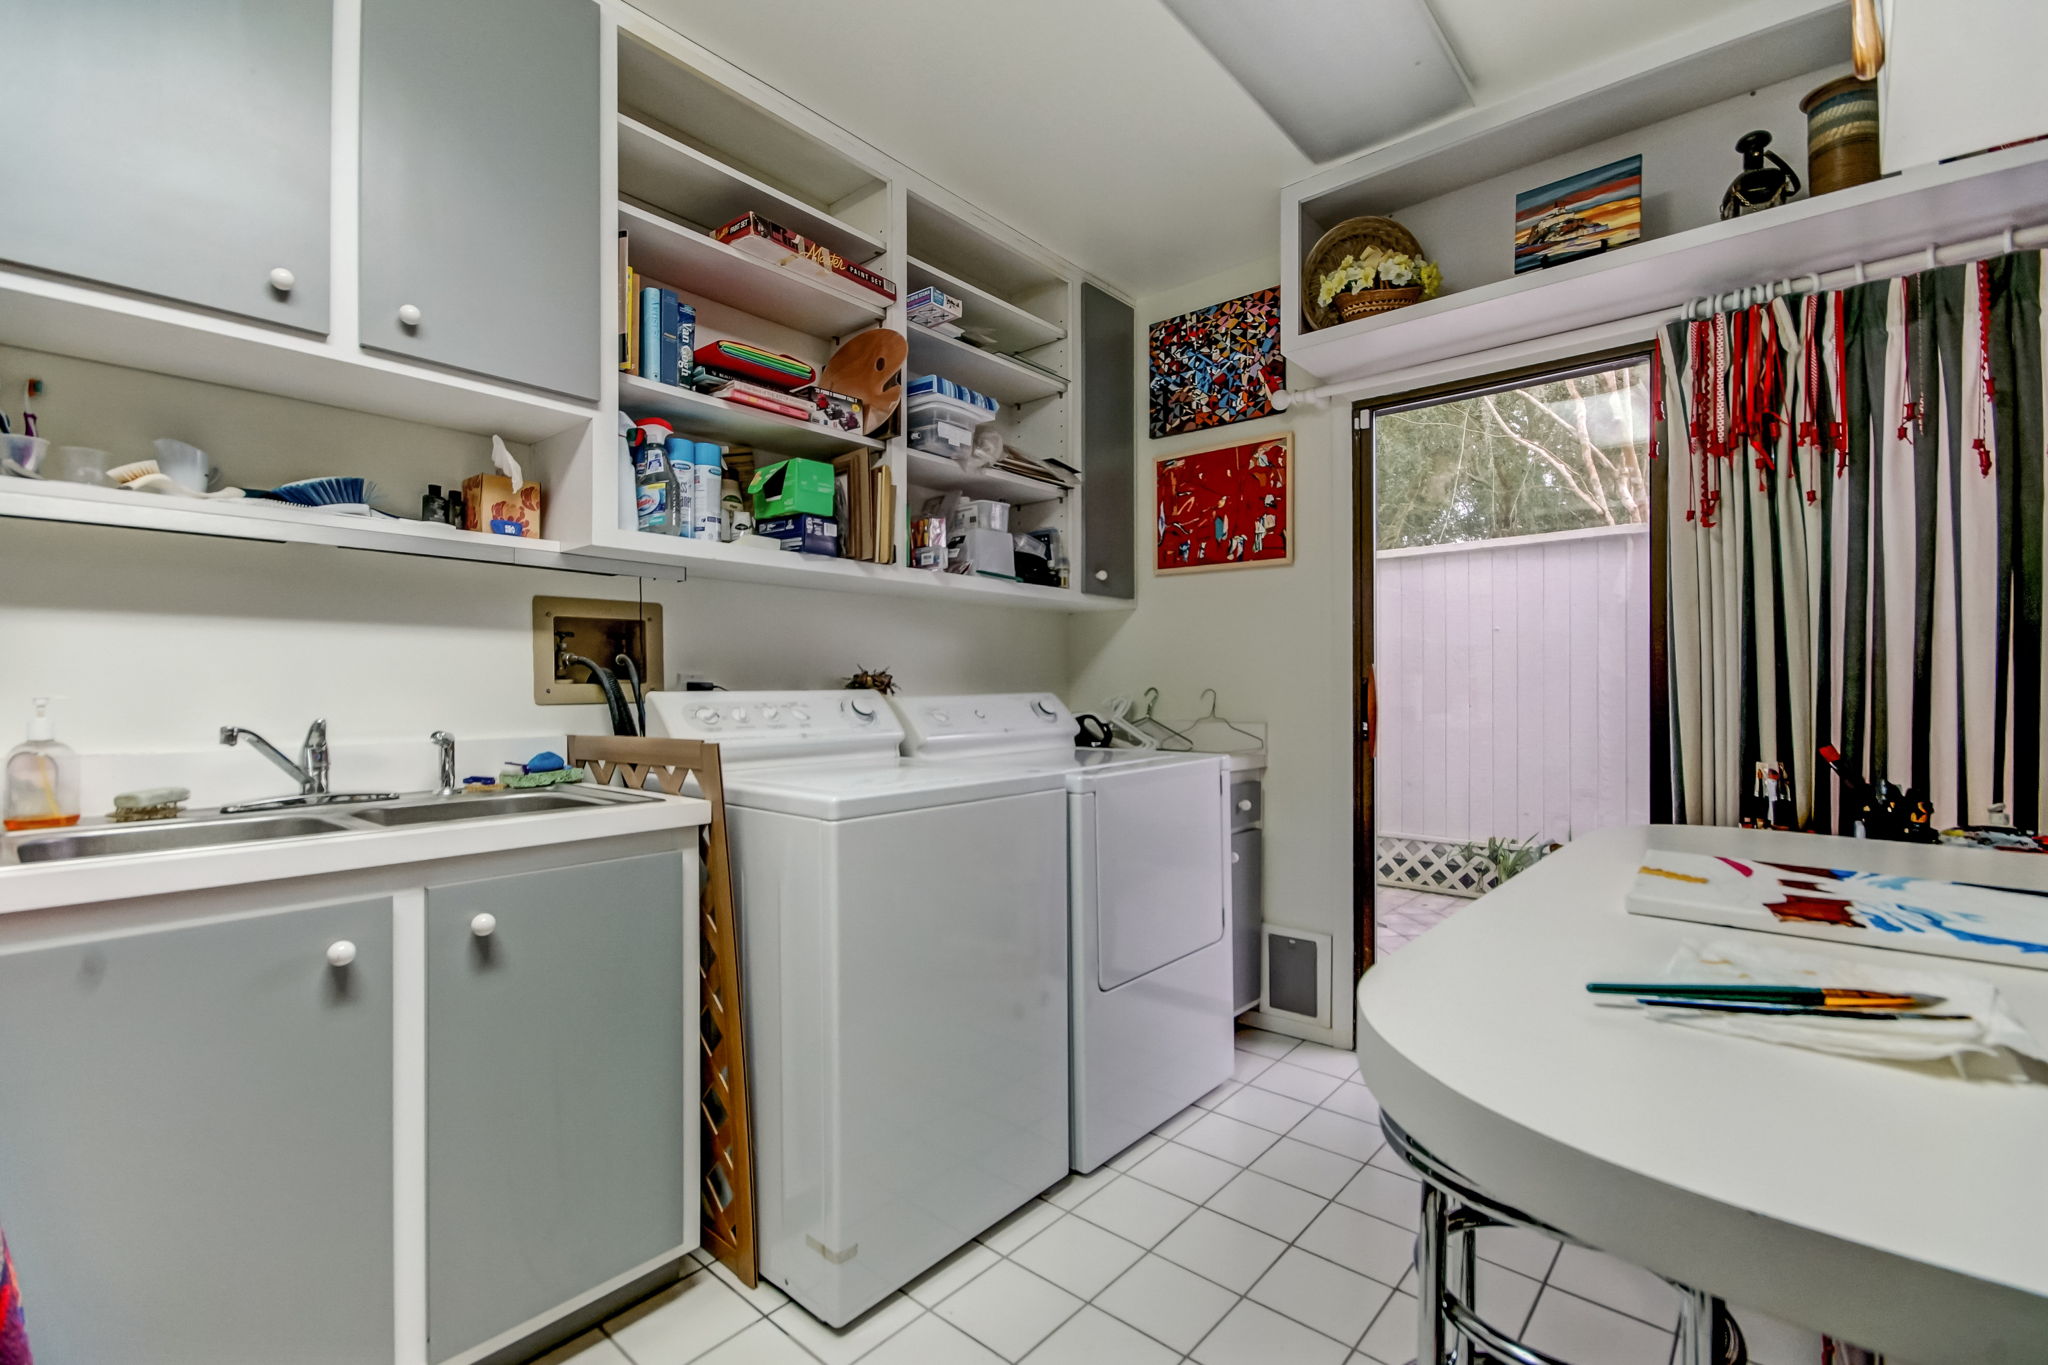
[220,719,328,795]
[218,719,399,814]
[431,730,458,796]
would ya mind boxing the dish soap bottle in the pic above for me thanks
[4,698,80,831]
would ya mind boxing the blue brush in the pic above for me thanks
[253,476,376,507]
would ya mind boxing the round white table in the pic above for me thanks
[1356,824,2048,1365]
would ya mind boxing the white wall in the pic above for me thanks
[1375,525,1650,847]
[0,350,1067,808]
[1068,259,1358,1046]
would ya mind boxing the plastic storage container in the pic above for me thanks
[906,386,998,461]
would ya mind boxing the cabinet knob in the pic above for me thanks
[470,913,497,938]
[326,940,357,968]
[1094,569,1109,582]
[1237,799,1253,811]
[1232,851,1241,864]
[268,266,296,294]
[398,303,422,327]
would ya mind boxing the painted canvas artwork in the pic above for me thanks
[1148,288,1286,438]
[1514,155,1643,274]
[1626,849,2048,971]
[1156,436,1291,573]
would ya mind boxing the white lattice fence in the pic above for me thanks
[1376,833,1557,898]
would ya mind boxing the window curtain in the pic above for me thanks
[1656,251,2045,831]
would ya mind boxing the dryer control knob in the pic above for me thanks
[1032,699,1057,720]
[931,708,950,724]
[762,705,780,720]
[790,705,811,722]
[731,707,750,723]
[694,707,720,725]
[850,700,875,720]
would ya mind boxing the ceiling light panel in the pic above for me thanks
[1160,0,1471,163]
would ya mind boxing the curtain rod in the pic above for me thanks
[1272,216,2048,410]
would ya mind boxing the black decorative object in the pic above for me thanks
[1719,130,1801,220]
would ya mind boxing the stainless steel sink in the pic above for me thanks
[350,792,623,826]
[10,814,357,863]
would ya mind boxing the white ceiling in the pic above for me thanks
[636,0,1760,297]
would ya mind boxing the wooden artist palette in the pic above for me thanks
[821,328,907,435]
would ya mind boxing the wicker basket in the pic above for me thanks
[1302,215,1425,331]
[1336,286,1424,322]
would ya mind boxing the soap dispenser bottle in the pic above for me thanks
[4,697,80,831]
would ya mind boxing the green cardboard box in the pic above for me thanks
[750,458,836,519]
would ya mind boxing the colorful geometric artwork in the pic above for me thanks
[1155,436,1291,574]
[1627,848,2048,971]
[1148,288,1286,438]
[1513,155,1643,274]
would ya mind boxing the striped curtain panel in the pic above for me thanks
[1657,250,2045,831]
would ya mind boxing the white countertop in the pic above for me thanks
[0,791,712,916]
[1356,824,2048,1365]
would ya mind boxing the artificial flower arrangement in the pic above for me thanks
[1315,248,1444,308]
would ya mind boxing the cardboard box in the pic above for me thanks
[462,474,541,538]
[756,513,839,556]
[713,212,806,262]
[947,498,1010,533]
[750,458,836,519]
[948,526,1015,578]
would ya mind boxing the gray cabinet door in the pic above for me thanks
[1081,283,1136,598]
[0,899,393,1365]
[359,0,601,400]
[0,0,332,331]
[425,852,693,1361]
[1231,830,1264,1013]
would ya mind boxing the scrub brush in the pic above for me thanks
[107,460,245,499]
[108,786,191,822]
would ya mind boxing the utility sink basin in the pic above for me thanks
[348,792,626,826]
[11,815,356,864]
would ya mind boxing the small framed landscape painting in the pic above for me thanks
[1147,288,1287,438]
[1155,435,1292,573]
[1513,155,1643,274]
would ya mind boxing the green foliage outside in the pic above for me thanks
[1375,363,1651,551]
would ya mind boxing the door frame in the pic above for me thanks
[1349,345,1668,981]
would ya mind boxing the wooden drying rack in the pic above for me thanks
[567,734,759,1289]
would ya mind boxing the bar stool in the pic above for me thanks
[1380,1112,1745,1365]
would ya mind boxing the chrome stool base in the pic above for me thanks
[1382,1112,1745,1365]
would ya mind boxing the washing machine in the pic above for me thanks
[891,693,1235,1172]
[646,689,1070,1327]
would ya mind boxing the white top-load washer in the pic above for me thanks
[646,689,1070,1327]
[890,693,1235,1172]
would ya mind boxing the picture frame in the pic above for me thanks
[1148,288,1287,438]
[1513,155,1643,274]
[1155,435,1292,573]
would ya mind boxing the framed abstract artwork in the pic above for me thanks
[1155,435,1292,573]
[1147,287,1286,438]
[1513,154,1642,274]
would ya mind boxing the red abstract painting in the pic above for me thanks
[1156,436,1292,573]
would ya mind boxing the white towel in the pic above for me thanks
[1647,939,2044,1082]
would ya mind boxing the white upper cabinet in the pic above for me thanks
[0,0,333,332]
[1880,0,2048,173]
[359,0,603,402]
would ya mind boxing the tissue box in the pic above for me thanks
[948,498,1010,533]
[750,458,837,519]
[461,474,541,538]
[757,513,840,555]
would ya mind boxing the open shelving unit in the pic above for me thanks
[1,2,1130,612]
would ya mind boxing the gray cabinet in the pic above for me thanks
[359,0,602,401]
[0,899,393,1365]
[1080,283,1137,598]
[425,852,693,1361]
[0,0,333,331]
[1231,829,1264,1014]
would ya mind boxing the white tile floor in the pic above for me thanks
[1373,889,1464,955]
[531,1026,1827,1365]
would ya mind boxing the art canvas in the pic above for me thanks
[1155,436,1291,573]
[1148,288,1286,438]
[1626,849,2048,971]
[1514,155,1643,274]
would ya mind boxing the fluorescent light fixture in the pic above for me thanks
[1160,0,1471,162]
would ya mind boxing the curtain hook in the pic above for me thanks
[1854,259,1868,284]
[2003,226,2018,256]
[1925,242,1940,271]
[1803,272,1822,293]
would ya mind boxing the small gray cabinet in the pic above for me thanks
[1231,828,1264,1013]
[359,0,602,401]
[425,852,693,1362]
[1081,283,1137,598]
[0,899,394,1365]
[0,0,333,331]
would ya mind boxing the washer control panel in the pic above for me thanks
[646,689,901,759]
